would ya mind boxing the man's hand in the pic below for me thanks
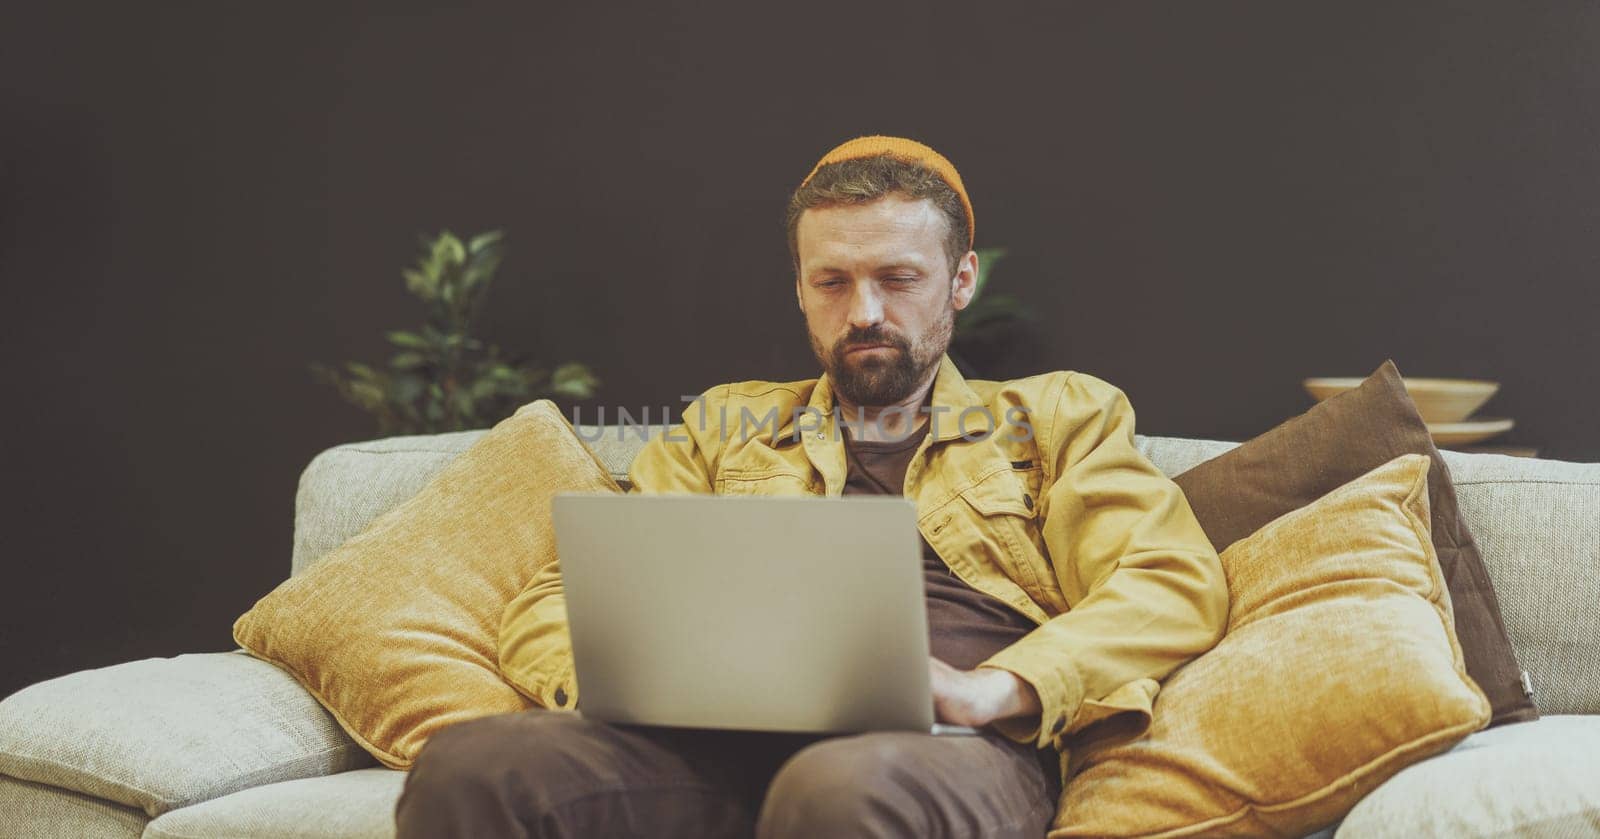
[928,657,1042,728]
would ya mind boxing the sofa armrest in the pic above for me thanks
[0,650,372,818]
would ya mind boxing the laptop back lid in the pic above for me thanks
[552,493,933,733]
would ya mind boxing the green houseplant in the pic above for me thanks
[311,230,599,435]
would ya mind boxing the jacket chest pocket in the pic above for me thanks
[716,438,820,496]
[716,471,820,496]
[956,469,1063,610]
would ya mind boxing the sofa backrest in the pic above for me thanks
[291,425,1600,716]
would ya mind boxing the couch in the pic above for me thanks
[2,426,1597,838]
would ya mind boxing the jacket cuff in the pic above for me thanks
[505,661,578,711]
[549,663,577,710]
[976,651,1085,751]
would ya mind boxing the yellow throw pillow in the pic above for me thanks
[232,400,619,769]
[1053,453,1491,838]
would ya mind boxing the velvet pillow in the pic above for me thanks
[1172,359,1534,727]
[232,400,619,769]
[1053,454,1492,838]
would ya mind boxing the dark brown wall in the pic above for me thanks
[3,3,1597,698]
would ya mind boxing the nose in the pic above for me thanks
[846,282,885,330]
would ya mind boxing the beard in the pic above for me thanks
[808,306,954,407]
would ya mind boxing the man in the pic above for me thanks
[395,136,1228,838]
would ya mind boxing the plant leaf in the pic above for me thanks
[387,330,430,349]
[436,231,466,266]
[390,351,427,370]
[468,229,504,253]
[548,363,599,398]
[402,268,437,301]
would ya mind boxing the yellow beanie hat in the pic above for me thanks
[799,135,974,247]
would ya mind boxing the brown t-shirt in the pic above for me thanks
[841,422,1037,670]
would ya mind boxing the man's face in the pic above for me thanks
[794,194,976,407]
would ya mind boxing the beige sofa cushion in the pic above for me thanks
[0,774,146,839]
[1337,714,1600,837]
[1055,454,1491,838]
[143,768,404,839]
[0,650,369,818]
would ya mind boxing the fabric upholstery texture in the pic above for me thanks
[1171,360,1536,727]
[1054,454,1491,838]
[234,400,620,769]
[142,767,405,839]
[0,650,369,816]
[1336,714,1600,838]
[1449,456,1600,717]
[0,774,146,839]
[289,431,476,577]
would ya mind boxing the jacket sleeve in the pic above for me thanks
[497,387,727,709]
[977,372,1229,751]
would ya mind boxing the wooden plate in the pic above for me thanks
[1427,417,1514,446]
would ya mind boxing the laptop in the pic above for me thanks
[551,493,978,736]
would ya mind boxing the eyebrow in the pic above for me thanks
[807,260,932,277]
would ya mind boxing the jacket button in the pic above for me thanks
[1023,494,1034,510]
[1051,715,1066,735]
[553,687,569,707]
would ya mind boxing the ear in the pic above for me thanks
[950,250,979,312]
[794,273,805,312]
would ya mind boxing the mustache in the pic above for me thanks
[835,327,910,355]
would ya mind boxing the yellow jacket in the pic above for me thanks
[499,354,1227,776]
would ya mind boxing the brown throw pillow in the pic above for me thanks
[1172,359,1534,727]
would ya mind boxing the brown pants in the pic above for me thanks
[395,709,1061,838]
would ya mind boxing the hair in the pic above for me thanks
[784,155,970,277]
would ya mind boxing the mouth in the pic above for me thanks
[844,344,895,356]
